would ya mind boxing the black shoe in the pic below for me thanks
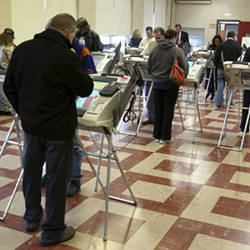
[142,120,153,125]
[66,180,81,197]
[40,226,75,247]
[41,174,47,187]
[0,111,11,116]
[25,220,39,232]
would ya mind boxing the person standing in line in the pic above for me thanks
[214,31,242,107]
[3,13,93,246]
[143,27,165,125]
[147,29,188,143]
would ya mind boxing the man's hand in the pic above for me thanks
[70,48,76,53]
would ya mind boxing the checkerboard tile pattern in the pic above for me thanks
[0,89,250,249]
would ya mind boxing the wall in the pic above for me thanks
[78,0,96,30]
[11,0,77,45]
[95,0,131,35]
[0,0,11,33]
[131,0,144,34]
[175,0,250,45]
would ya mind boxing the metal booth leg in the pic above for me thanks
[94,134,105,192]
[0,113,24,221]
[76,130,137,241]
[217,90,234,149]
[103,132,136,241]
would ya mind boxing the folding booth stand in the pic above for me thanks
[78,71,139,240]
[0,112,24,221]
[176,57,209,135]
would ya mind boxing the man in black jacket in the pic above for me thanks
[76,17,103,52]
[3,13,93,247]
[214,31,242,107]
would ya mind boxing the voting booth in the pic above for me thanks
[177,57,208,134]
[217,61,250,151]
[78,69,141,240]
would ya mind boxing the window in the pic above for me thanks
[183,27,205,46]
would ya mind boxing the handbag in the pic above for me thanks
[169,47,186,86]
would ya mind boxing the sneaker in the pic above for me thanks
[66,180,81,197]
[160,139,172,144]
[237,131,244,138]
[40,226,75,247]
[154,138,160,143]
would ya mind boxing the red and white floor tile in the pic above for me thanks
[0,91,250,249]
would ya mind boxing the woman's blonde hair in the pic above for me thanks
[132,29,141,39]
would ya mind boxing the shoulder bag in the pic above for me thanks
[169,47,186,86]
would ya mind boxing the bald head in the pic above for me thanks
[47,13,76,31]
[46,13,76,43]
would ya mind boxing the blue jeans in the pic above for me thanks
[72,135,83,181]
[145,81,154,121]
[22,132,73,240]
[216,69,233,107]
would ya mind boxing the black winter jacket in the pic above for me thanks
[214,39,242,69]
[3,29,94,140]
[76,30,103,52]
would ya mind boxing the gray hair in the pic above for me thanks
[46,13,76,32]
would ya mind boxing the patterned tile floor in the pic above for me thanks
[0,90,250,250]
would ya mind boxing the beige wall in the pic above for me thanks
[175,0,250,45]
[78,0,96,29]
[0,0,11,33]
[11,0,77,45]
[2,0,250,46]
[131,0,144,33]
